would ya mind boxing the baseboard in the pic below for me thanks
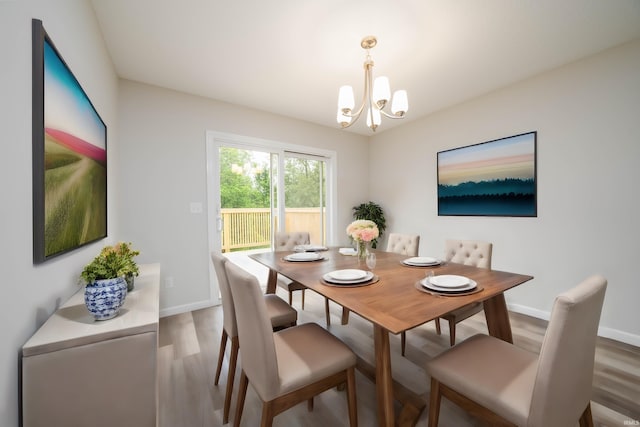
[160,299,216,318]
[508,303,640,348]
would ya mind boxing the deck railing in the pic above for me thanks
[221,207,325,252]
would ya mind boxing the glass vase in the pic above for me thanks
[357,240,370,261]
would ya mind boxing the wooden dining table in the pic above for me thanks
[250,248,533,427]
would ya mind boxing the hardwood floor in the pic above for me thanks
[158,289,640,426]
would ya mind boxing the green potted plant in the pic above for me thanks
[352,202,386,248]
[80,242,140,286]
[80,242,140,320]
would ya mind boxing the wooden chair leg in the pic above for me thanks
[324,298,331,326]
[224,336,240,424]
[435,318,442,335]
[301,289,306,309]
[428,377,442,427]
[401,331,407,356]
[307,397,314,411]
[579,402,594,427]
[260,401,275,427]
[346,367,358,427]
[234,371,249,427]
[214,330,228,385]
[448,319,456,346]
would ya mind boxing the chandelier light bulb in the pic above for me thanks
[366,107,381,131]
[391,90,408,116]
[337,110,352,127]
[338,85,355,114]
[373,76,390,109]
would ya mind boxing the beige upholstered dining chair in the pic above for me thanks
[210,252,297,424]
[401,238,489,355]
[225,261,358,427]
[386,232,421,256]
[274,231,311,308]
[426,275,607,427]
[275,231,332,326]
[433,239,493,347]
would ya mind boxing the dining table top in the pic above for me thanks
[250,247,533,335]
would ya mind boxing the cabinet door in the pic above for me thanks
[23,332,157,427]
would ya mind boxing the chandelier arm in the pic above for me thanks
[379,109,405,119]
[339,106,364,128]
[338,54,372,128]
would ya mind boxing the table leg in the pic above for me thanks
[373,324,395,427]
[266,269,278,294]
[341,307,351,325]
[483,293,513,343]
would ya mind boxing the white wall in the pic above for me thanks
[116,80,368,313]
[369,39,640,345]
[0,0,119,425]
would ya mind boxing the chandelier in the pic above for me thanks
[337,36,408,132]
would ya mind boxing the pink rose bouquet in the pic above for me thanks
[346,219,379,242]
[347,220,379,259]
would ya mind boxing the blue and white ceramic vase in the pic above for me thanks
[84,277,128,320]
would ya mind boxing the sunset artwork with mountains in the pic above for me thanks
[437,132,537,216]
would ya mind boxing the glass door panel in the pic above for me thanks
[283,155,326,245]
[218,146,274,253]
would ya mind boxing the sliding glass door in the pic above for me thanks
[205,132,336,297]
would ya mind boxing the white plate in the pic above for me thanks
[403,256,441,266]
[407,256,438,264]
[327,269,368,281]
[324,271,374,284]
[339,247,357,255]
[429,275,470,288]
[294,244,328,252]
[284,252,322,262]
[421,278,477,293]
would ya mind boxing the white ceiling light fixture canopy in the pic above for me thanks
[336,35,408,132]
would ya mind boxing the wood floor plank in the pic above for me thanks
[158,286,640,426]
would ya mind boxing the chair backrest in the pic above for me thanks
[274,231,310,252]
[528,275,607,427]
[210,252,237,337]
[444,239,492,268]
[386,233,420,256]
[224,261,280,401]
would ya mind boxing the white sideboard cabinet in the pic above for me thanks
[22,263,160,427]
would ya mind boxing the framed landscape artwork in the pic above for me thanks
[437,132,537,217]
[32,19,107,263]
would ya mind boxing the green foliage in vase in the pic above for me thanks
[80,242,140,284]
[352,202,386,248]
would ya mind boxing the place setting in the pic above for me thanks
[416,273,482,296]
[321,268,379,287]
[401,256,443,267]
[282,252,327,262]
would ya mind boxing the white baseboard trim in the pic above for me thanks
[508,303,640,348]
[160,299,218,318]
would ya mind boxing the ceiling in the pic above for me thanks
[91,0,640,135]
